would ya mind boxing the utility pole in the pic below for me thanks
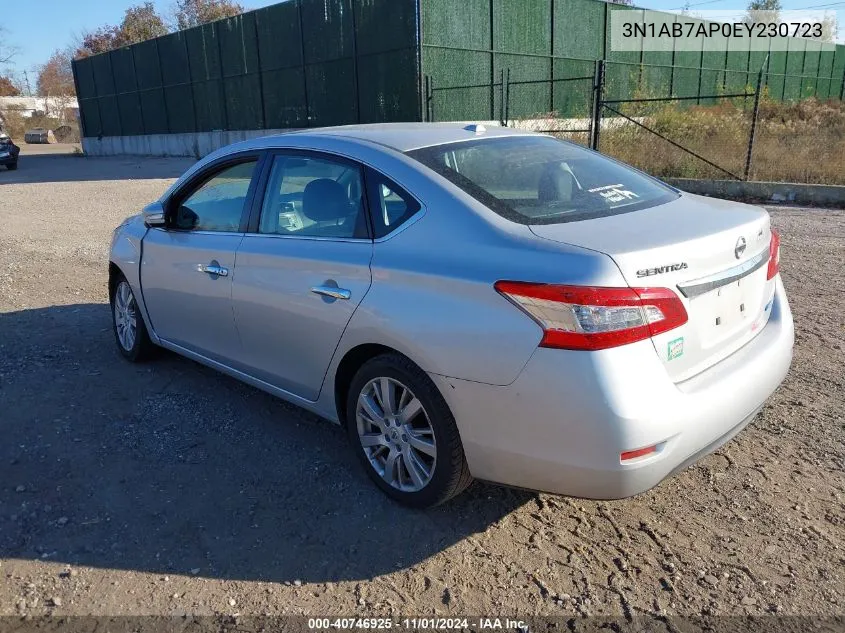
[22,70,32,96]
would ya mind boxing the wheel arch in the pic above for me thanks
[108,256,160,345]
[108,261,123,300]
[333,343,425,426]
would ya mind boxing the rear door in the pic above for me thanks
[141,155,261,364]
[231,151,374,400]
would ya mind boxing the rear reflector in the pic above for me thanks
[494,282,688,351]
[767,229,781,280]
[621,445,659,461]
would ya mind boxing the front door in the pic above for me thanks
[141,158,260,364]
[232,152,373,400]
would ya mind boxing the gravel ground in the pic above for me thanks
[0,151,843,620]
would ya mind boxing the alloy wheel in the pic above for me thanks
[355,377,437,492]
[114,281,138,352]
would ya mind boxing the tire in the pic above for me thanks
[346,353,472,507]
[110,275,155,362]
[6,162,17,171]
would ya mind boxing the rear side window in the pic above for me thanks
[407,136,677,225]
[365,170,420,239]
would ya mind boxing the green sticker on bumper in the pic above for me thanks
[668,337,684,360]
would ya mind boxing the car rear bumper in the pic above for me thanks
[430,277,794,499]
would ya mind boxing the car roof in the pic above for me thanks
[236,122,538,154]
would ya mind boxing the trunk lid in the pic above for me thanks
[530,193,777,382]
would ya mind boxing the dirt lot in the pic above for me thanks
[0,149,843,621]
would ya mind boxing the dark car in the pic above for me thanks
[0,133,20,170]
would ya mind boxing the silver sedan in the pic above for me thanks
[109,123,794,507]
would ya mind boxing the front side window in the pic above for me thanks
[258,154,367,239]
[407,136,678,224]
[173,160,257,232]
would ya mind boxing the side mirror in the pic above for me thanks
[174,206,199,230]
[143,201,167,228]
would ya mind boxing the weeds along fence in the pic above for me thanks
[596,56,845,184]
[595,57,763,181]
[428,56,845,184]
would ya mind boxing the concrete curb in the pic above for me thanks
[665,178,845,208]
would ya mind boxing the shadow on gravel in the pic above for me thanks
[0,304,531,583]
[0,154,195,184]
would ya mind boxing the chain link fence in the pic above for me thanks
[596,94,756,181]
[502,73,594,148]
[426,56,845,185]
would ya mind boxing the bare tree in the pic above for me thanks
[173,0,246,30]
[0,27,20,66]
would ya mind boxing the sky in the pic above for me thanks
[629,0,838,10]
[1,0,841,83]
[1,0,280,78]
[629,0,844,41]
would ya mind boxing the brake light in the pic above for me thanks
[494,282,688,351]
[766,230,780,280]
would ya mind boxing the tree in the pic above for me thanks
[0,75,21,97]
[745,0,781,25]
[0,27,20,65]
[74,26,121,58]
[121,2,168,44]
[37,50,76,97]
[75,2,168,58]
[818,12,838,43]
[173,0,246,30]
[75,26,122,59]
[747,0,781,10]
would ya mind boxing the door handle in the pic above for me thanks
[197,263,229,277]
[311,285,351,300]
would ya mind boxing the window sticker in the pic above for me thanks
[588,183,640,204]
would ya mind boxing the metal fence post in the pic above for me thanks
[423,75,429,121]
[499,68,505,126]
[744,55,769,181]
[504,68,511,126]
[426,76,434,122]
[839,64,845,101]
[589,59,604,150]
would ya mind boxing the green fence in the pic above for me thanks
[420,0,845,121]
[74,0,845,139]
[73,0,421,138]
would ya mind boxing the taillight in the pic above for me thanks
[494,282,688,351]
[766,230,780,280]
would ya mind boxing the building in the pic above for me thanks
[0,96,80,120]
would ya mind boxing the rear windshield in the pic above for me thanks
[407,136,678,224]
